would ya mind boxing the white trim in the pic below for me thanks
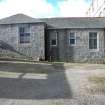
[69,32,76,46]
[88,32,99,52]
[97,33,99,51]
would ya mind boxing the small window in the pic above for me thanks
[69,32,76,45]
[89,32,97,49]
[19,26,30,44]
[50,31,57,46]
[51,39,57,46]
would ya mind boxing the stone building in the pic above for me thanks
[86,0,105,17]
[0,14,105,62]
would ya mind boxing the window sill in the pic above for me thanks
[51,45,57,47]
[89,49,99,52]
[19,43,31,46]
[69,44,76,47]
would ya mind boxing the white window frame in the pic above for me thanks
[69,32,76,46]
[50,31,57,47]
[89,32,99,52]
[18,25,31,45]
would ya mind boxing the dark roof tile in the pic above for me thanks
[0,14,43,24]
[41,17,105,29]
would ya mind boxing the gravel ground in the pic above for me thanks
[0,62,105,105]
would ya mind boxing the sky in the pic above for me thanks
[0,0,91,19]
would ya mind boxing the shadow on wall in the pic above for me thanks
[0,63,72,99]
[69,46,74,62]
[65,46,74,62]
[0,40,32,59]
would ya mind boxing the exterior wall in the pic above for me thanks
[0,23,105,62]
[66,29,105,62]
[0,23,45,60]
[47,29,105,62]
[86,0,105,17]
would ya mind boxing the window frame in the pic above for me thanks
[50,31,58,47]
[69,32,76,46]
[89,32,99,51]
[19,25,30,44]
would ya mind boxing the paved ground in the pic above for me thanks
[0,62,105,105]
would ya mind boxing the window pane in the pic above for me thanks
[94,39,97,49]
[20,33,24,36]
[70,33,75,39]
[20,35,30,43]
[69,32,75,45]
[89,32,97,39]
[20,36,24,43]
[51,39,56,46]
[19,27,24,33]
[89,39,94,49]
[25,36,30,43]
[94,34,97,38]
[70,39,75,44]
[89,32,97,49]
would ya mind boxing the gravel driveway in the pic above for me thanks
[0,62,105,105]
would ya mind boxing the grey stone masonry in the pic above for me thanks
[0,23,45,61]
[47,29,105,62]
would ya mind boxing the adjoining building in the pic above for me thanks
[0,14,105,62]
[86,0,105,17]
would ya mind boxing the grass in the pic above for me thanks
[87,75,105,94]
[89,76,105,84]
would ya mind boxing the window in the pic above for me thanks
[69,32,76,45]
[89,32,97,49]
[51,39,57,46]
[51,31,57,46]
[19,26,30,43]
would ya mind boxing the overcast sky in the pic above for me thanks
[0,0,91,19]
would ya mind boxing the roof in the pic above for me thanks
[0,14,105,29]
[41,17,105,29]
[0,14,43,24]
